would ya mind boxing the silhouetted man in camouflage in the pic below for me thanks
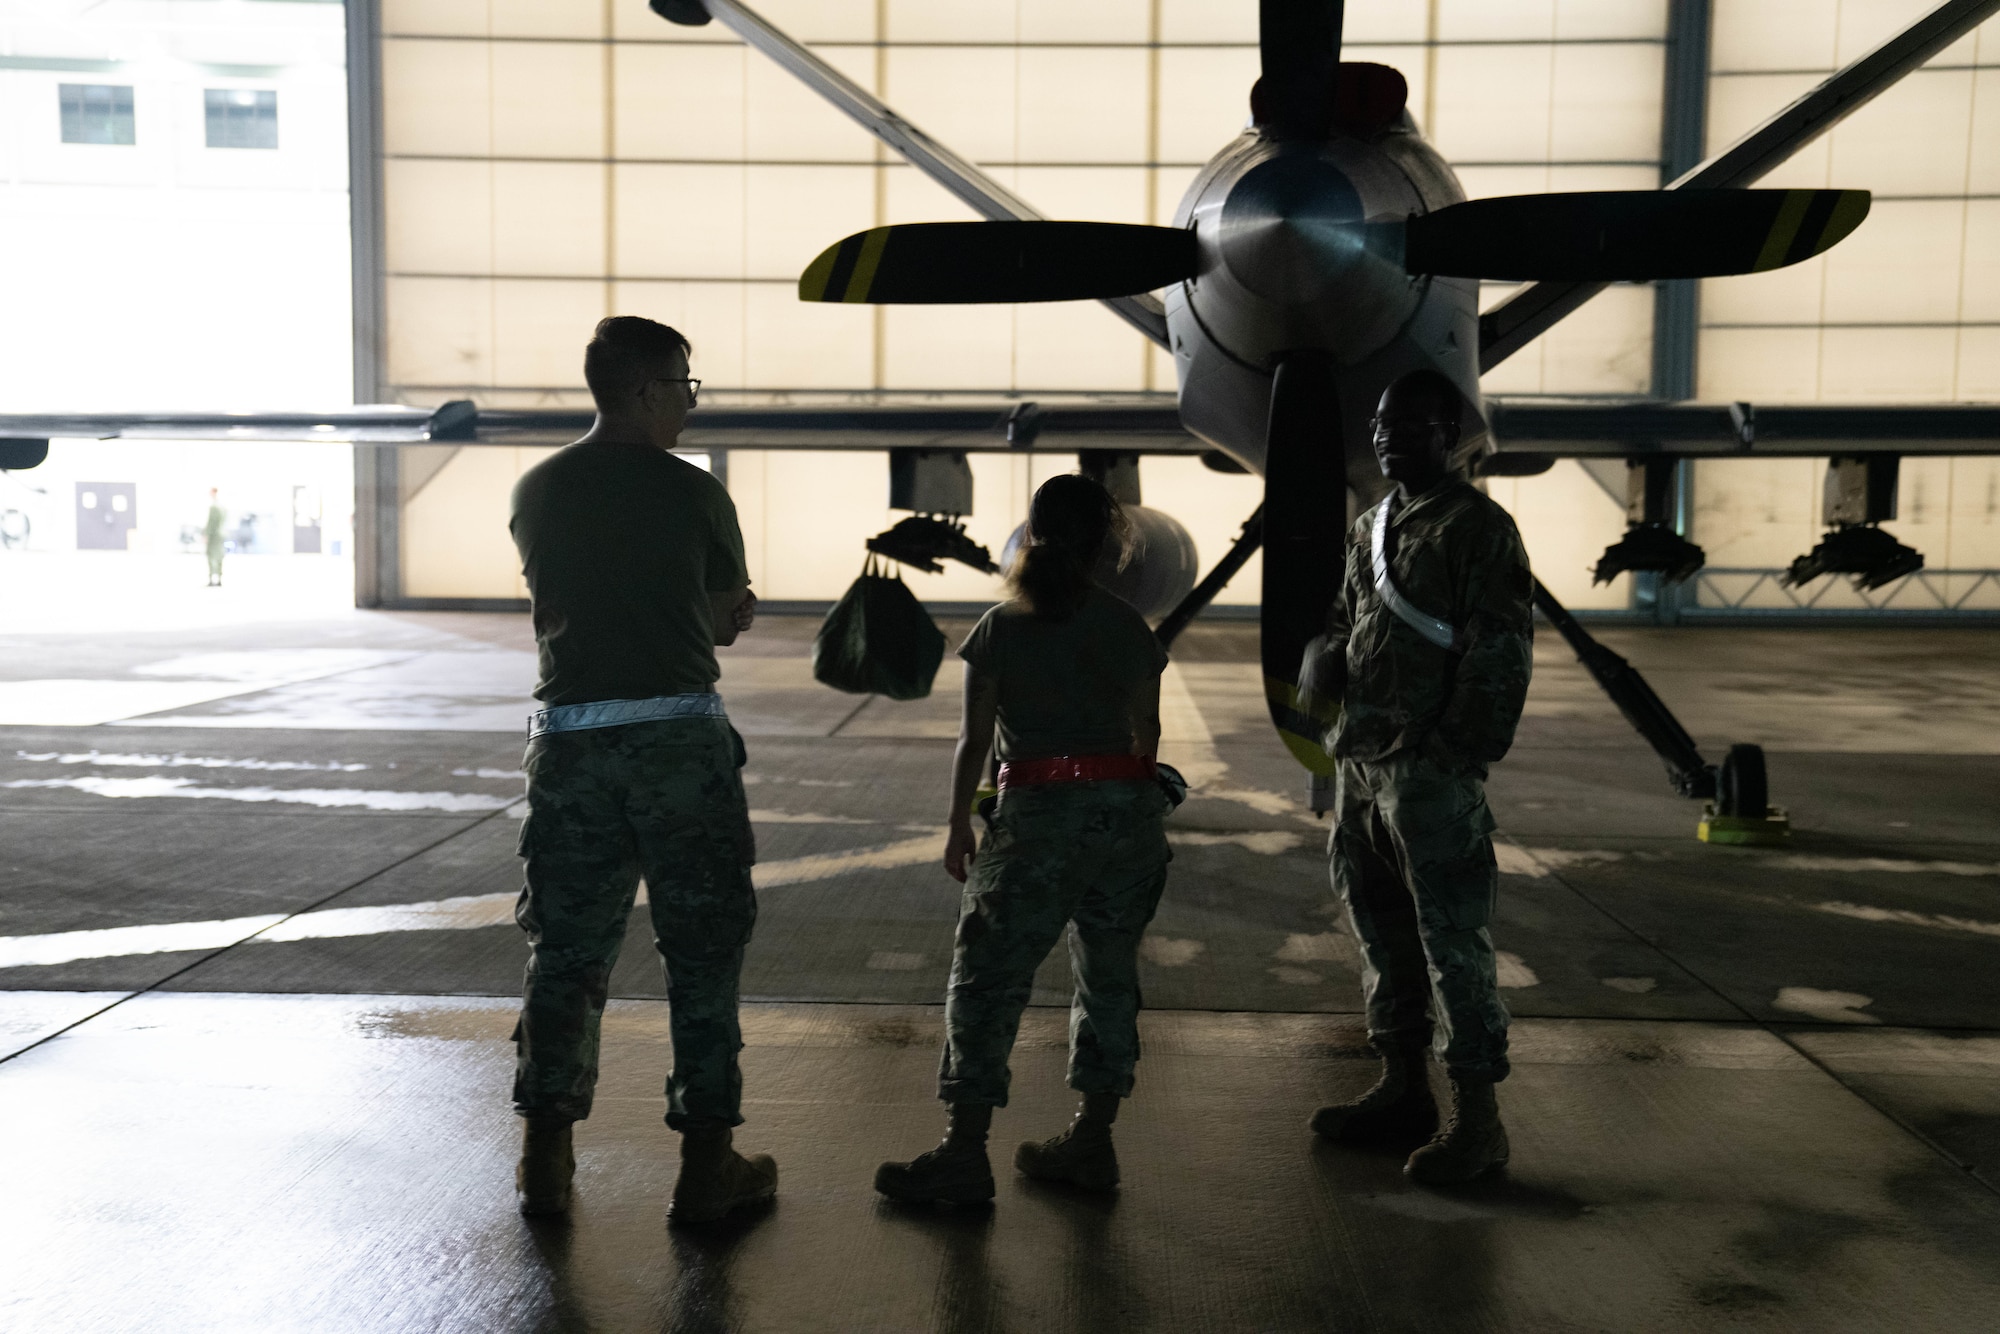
[1298,367,1534,1185]
[507,316,774,1224]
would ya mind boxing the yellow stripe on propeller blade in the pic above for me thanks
[798,227,892,303]
[1751,189,1871,272]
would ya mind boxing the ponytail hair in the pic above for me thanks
[1007,473,1129,621]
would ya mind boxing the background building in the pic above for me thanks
[0,0,355,620]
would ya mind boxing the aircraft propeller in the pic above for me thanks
[796,189,1869,306]
[1253,0,1343,142]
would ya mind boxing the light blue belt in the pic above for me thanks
[528,692,727,738]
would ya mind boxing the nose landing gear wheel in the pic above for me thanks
[1699,743,1790,846]
[1716,744,1767,819]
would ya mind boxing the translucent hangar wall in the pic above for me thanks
[368,0,1698,608]
[1689,1,2000,606]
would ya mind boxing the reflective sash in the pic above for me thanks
[529,692,727,738]
[1370,496,1464,653]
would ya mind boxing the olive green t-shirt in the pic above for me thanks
[957,585,1168,761]
[509,442,748,706]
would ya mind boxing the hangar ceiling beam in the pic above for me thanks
[1481,0,2000,374]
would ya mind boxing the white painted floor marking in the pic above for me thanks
[260,896,518,940]
[754,832,945,889]
[1770,854,2000,876]
[1496,845,1626,876]
[1144,663,1326,826]
[1500,843,2000,878]
[1198,786,1302,817]
[3,775,512,814]
[1139,937,1206,967]
[1170,830,1307,855]
[1773,986,1883,1024]
[0,681,292,728]
[1496,952,1540,988]
[451,768,523,780]
[0,832,958,969]
[1158,662,1225,790]
[1812,901,2000,938]
[130,650,414,681]
[1202,784,1325,827]
[745,810,880,825]
[0,652,421,727]
[0,915,290,969]
[865,952,925,971]
[1601,976,1658,994]
[15,750,369,773]
[1273,931,1358,967]
[117,650,538,732]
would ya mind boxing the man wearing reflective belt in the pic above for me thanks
[1297,368,1534,1185]
[507,316,774,1224]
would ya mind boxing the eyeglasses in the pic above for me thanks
[652,376,701,406]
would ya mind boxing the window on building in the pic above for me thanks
[58,84,136,145]
[204,89,278,150]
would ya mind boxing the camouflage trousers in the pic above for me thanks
[513,716,757,1128]
[1331,747,1510,1082]
[939,779,1172,1107]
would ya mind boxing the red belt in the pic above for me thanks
[996,754,1156,788]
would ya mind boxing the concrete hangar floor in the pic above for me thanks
[0,604,1996,1332]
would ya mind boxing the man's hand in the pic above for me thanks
[710,585,754,646]
[943,816,978,883]
[1297,633,1346,714]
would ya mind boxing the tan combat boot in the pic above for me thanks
[874,1103,997,1204]
[1309,1038,1439,1146]
[668,1122,778,1225]
[516,1117,575,1217]
[1405,1076,1509,1185]
[1016,1092,1120,1191]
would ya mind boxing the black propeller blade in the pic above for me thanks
[1259,352,1345,786]
[1404,189,1870,282]
[798,222,1199,305]
[1253,0,1345,140]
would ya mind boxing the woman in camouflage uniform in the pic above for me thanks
[876,474,1174,1205]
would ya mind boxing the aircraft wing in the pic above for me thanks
[1482,401,2000,461]
[9,401,2000,467]
[16,399,2000,455]
[0,402,1203,458]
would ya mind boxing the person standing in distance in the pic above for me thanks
[1297,367,1534,1185]
[876,474,1174,1205]
[203,488,226,587]
[507,316,773,1224]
